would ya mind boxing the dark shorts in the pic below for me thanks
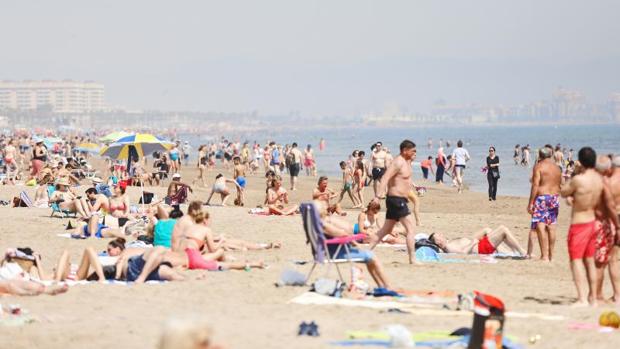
[385,196,410,220]
[126,255,170,282]
[289,163,300,177]
[372,167,385,180]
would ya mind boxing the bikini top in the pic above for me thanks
[108,200,127,213]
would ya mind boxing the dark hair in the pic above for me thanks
[169,208,184,219]
[428,233,436,243]
[339,161,346,167]
[265,170,275,178]
[489,146,496,152]
[400,140,416,151]
[108,238,126,251]
[233,156,240,161]
[215,173,223,179]
[457,140,463,147]
[578,147,596,169]
[358,151,365,157]
[352,150,359,156]
[318,176,328,184]
[292,142,298,147]
[427,156,433,160]
[85,187,98,195]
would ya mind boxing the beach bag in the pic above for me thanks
[312,278,345,297]
[139,192,154,204]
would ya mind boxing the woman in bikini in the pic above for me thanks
[169,202,265,271]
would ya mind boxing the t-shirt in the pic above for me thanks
[420,159,432,169]
[486,156,500,174]
[271,149,280,165]
[451,148,470,166]
[153,219,177,248]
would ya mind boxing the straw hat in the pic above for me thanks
[55,177,71,187]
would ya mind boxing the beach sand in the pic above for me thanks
[0,164,618,349]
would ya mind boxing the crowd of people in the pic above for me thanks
[1,133,619,318]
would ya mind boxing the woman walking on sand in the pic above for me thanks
[486,146,500,201]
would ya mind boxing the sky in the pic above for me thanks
[1,0,619,116]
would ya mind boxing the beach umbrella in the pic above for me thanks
[75,142,101,154]
[99,133,173,159]
[99,131,131,144]
[43,137,64,149]
[100,133,173,208]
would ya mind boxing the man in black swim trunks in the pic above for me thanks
[117,247,184,283]
[369,140,419,264]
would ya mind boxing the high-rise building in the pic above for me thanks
[0,80,105,113]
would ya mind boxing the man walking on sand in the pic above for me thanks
[369,140,418,264]
[560,147,616,306]
[451,140,470,193]
[597,155,620,303]
[528,146,562,261]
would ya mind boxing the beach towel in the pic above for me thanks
[289,292,565,321]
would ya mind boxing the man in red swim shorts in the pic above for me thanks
[561,147,618,306]
[429,225,526,256]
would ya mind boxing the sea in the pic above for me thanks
[183,124,620,197]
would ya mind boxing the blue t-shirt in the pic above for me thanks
[153,219,176,248]
[271,149,280,165]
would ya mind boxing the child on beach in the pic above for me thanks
[337,161,359,208]
[232,156,246,206]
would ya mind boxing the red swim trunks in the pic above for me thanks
[185,248,220,271]
[477,235,496,255]
[567,221,597,260]
[595,220,615,266]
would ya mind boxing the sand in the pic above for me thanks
[0,163,618,349]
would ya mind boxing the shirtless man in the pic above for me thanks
[429,225,526,256]
[554,145,564,169]
[232,156,246,206]
[608,155,620,303]
[311,176,343,215]
[370,142,388,196]
[594,155,620,303]
[528,147,562,261]
[369,140,418,264]
[560,147,614,306]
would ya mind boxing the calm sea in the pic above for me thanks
[184,124,620,197]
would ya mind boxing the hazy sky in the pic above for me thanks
[2,0,619,115]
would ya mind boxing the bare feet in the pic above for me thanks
[44,283,69,295]
[570,300,589,308]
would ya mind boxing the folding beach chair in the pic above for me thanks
[47,185,77,218]
[300,202,367,284]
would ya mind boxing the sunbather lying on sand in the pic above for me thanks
[0,279,68,296]
[0,248,68,296]
[317,201,391,289]
[428,225,527,256]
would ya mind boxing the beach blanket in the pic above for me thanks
[330,335,523,349]
[40,279,166,286]
[289,292,565,321]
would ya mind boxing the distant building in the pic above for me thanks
[0,80,105,113]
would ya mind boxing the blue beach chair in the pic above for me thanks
[48,185,77,218]
[300,202,367,284]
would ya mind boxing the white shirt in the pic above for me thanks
[452,148,470,166]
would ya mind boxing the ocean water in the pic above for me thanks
[184,124,620,197]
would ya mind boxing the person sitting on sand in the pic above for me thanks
[265,177,297,215]
[316,201,391,289]
[205,174,240,206]
[312,176,345,216]
[0,248,68,296]
[49,177,90,218]
[53,238,127,282]
[428,226,527,256]
[354,202,406,245]
[166,173,193,205]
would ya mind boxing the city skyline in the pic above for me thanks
[2,1,619,116]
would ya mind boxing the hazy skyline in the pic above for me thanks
[2,0,619,116]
